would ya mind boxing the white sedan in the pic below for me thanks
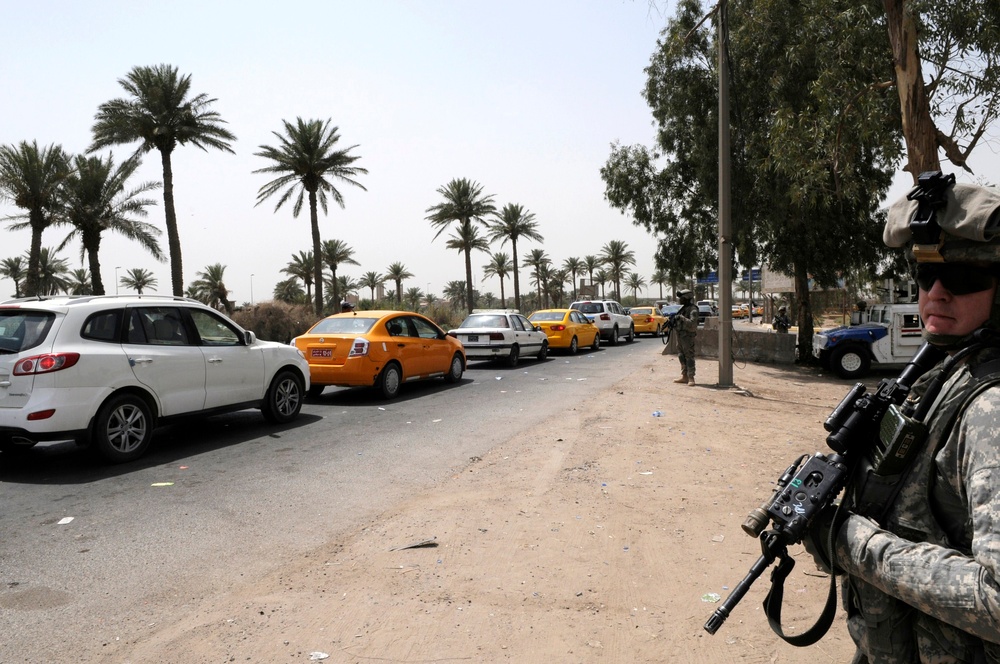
[448,310,548,367]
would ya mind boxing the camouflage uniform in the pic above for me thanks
[675,301,699,379]
[834,347,1000,662]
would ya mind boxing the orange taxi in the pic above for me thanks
[527,309,601,354]
[628,305,667,337]
[292,310,465,399]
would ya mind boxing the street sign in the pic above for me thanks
[740,268,761,282]
[697,271,719,284]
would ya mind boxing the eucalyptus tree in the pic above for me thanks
[254,118,367,315]
[358,271,384,303]
[562,256,583,302]
[321,239,360,308]
[0,141,70,296]
[426,178,496,315]
[443,220,491,309]
[35,248,70,295]
[0,256,26,298]
[625,272,647,303]
[385,261,413,305]
[67,269,93,295]
[55,153,163,295]
[598,240,635,301]
[120,267,158,295]
[189,263,233,313]
[522,248,551,309]
[404,286,423,311]
[482,251,513,308]
[273,277,306,304]
[487,203,542,312]
[90,64,235,297]
[282,250,314,303]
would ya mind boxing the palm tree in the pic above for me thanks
[385,262,413,306]
[120,267,158,295]
[0,256,26,298]
[359,271,384,303]
[426,178,496,315]
[327,274,358,309]
[444,221,490,309]
[55,153,163,295]
[626,272,647,303]
[0,141,70,296]
[443,280,468,311]
[282,250,315,303]
[599,240,636,301]
[321,239,360,308]
[273,277,306,304]
[254,118,367,315]
[67,269,93,295]
[547,268,570,308]
[35,247,70,295]
[488,203,542,312]
[482,251,513,308]
[562,257,583,302]
[89,64,236,297]
[404,286,423,311]
[523,248,551,309]
[189,263,233,313]
[595,268,610,299]
[651,268,668,299]
[583,255,601,294]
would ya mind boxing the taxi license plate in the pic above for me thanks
[311,348,332,358]
[467,335,479,342]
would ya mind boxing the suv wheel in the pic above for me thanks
[626,325,635,343]
[609,326,619,346]
[93,394,153,463]
[263,370,304,423]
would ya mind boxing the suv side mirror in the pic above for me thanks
[244,330,257,345]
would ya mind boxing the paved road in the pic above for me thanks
[0,336,663,661]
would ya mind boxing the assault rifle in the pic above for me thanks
[703,342,946,642]
[661,312,677,345]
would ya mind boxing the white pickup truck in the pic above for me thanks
[812,301,923,378]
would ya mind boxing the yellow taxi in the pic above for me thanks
[292,310,466,399]
[527,309,600,354]
[628,305,667,337]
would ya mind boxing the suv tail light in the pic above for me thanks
[348,338,369,357]
[599,313,611,321]
[13,353,80,376]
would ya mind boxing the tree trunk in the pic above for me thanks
[330,264,339,310]
[499,277,506,308]
[883,0,940,179]
[309,189,323,316]
[793,260,814,362]
[512,239,521,312]
[86,232,104,295]
[24,210,45,297]
[160,149,184,297]
[464,248,475,315]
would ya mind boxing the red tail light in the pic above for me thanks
[599,313,610,321]
[348,338,369,357]
[489,332,505,341]
[13,353,80,376]
[645,317,653,323]
[551,324,566,331]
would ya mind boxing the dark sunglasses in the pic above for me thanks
[915,263,998,295]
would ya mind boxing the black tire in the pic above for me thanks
[609,327,619,346]
[93,393,153,463]
[445,353,464,383]
[654,324,662,338]
[591,332,601,350]
[378,362,403,399]
[537,341,548,361]
[830,344,871,379]
[307,384,325,398]
[568,336,579,355]
[626,325,635,343]
[506,344,520,367]
[263,370,304,423]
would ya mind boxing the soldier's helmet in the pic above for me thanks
[340,300,355,312]
[676,289,694,302]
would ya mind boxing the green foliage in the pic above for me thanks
[232,301,315,344]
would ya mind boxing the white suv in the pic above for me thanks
[569,299,635,345]
[0,295,310,463]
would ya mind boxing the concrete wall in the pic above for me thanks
[661,317,797,364]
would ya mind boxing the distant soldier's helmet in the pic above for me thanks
[884,173,1000,341]
[676,289,694,301]
[778,306,787,313]
[340,300,355,312]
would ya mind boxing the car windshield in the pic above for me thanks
[459,315,509,329]
[0,311,55,353]
[529,312,565,322]
[310,317,378,334]
[574,303,603,314]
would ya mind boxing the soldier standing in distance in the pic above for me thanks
[673,289,699,386]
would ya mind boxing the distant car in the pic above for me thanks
[732,305,748,319]
[448,310,548,367]
[697,304,715,323]
[568,299,635,345]
[527,309,600,354]
[660,304,682,317]
[0,295,309,463]
[293,310,465,399]
[628,306,667,337]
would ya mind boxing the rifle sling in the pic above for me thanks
[762,549,837,647]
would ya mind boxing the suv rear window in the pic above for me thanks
[82,310,124,343]
[0,311,55,352]
[574,303,604,315]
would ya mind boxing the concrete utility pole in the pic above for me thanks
[717,0,734,387]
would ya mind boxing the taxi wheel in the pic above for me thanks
[537,341,548,361]
[568,336,579,355]
[655,324,663,337]
[378,363,403,399]
[445,353,464,383]
[506,344,520,367]
[591,333,601,350]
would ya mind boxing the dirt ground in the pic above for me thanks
[107,350,864,663]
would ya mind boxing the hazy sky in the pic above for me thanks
[1,0,676,304]
[3,2,996,305]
